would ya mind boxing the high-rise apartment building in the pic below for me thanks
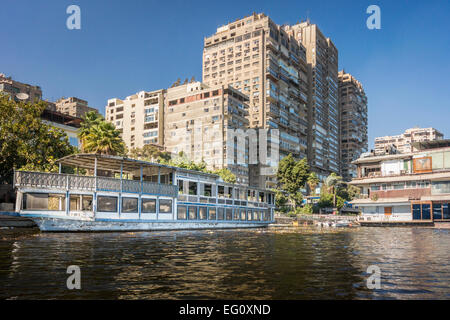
[105,89,165,150]
[164,81,250,185]
[55,97,98,118]
[0,73,42,102]
[285,22,340,180]
[338,70,368,181]
[375,127,444,155]
[202,13,309,188]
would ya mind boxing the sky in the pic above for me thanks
[1,0,449,149]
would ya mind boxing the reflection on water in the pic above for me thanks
[0,227,450,299]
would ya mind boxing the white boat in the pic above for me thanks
[331,220,352,227]
[13,154,275,232]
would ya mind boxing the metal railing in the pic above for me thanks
[14,171,178,198]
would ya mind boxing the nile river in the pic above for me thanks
[1,226,450,299]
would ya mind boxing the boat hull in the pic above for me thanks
[28,217,270,232]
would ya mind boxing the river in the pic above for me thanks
[1,226,449,299]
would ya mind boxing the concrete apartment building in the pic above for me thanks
[55,97,98,118]
[338,70,368,181]
[164,81,250,185]
[202,13,310,188]
[106,89,165,150]
[0,73,42,102]
[285,22,340,180]
[375,127,444,155]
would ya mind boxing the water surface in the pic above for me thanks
[1,226,449,299]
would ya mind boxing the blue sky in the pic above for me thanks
[1,0,449,148]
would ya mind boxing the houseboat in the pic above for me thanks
[350,140,450,225]
[13,154,275,232]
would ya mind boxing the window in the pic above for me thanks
[233,209,239,220]
[122,197,138,213]
[209,208,216,220]
[412,204,421,220]
[240,208,246,220]
[142,198,156,213]
[218,185,225,197]
[189,206,197,219]
[247,209,253,221]
[433,203,442,220]
[22,193,65,211]
[189,181,198,195]
[217,208,225,220]
[204,184,212,197]
[97,196,118,212]
[225,208,233,220]
[199,207,207,220]
[69,195,93,211]
[159,199,173,213]
[422,204,431,220]
[177,205,187,220]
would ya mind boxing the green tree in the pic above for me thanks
[81,121,126,156]
[275,190,289,213]
[324,173,344,207]
[276,154,309,209]
[213,168,237,184]
[79,111,102,151]
[307,172,320,196]
[0,94,75,183]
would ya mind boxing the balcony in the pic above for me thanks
[14,171,178,198]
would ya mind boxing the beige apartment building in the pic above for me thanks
[375,127,444,155]
[202,13,310,188]
[338,70,368,181]
[55,97,98,118]
[164,81,250,185]
[0,73,42,102]
[105,89,165,150]
[284,22,340,180]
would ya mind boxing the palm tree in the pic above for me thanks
[324,173,344,207]
[307,172,320,196]
[82,121,125,156]
[78,111,103,151]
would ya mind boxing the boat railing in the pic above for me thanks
[14,171,178,198]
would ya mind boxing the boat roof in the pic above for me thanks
[56,153,218,178]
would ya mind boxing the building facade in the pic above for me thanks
[285,22,340,180]
[202,13,310,188]
[105,89,165,150]
[55,97,98,118]
[0,73,42,102]
[164,81,250,185]
[374,127,444,155]
[338,70,368,181]
[350,140,450,223]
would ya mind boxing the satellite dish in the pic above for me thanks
[16,92,29,100]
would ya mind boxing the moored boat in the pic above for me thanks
[13,154,275,232]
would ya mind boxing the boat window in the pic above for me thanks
[247,209,253,220]
[204,184,212,197]
[217,207,224,220]
[177,205,187,220]
[159,199,173,213]
[233,208,239,220]
[178,180,184,194]
[189,182,198,195]
[240,208,246,220]
[227,187,233,199]
[22,193,65,211]
[142,198,156,213]
[218,185,225,198]
[122,197,138,213]
[97,196,118,212]
[254,210,260,221]
[209,208,216,220]
[69,195,93,211]
[443,203,450,219]
[225,208,233,220]
[189,206,197,219]
[259,192,265,202]
[433,203,442,220]
[199,207,207,220]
